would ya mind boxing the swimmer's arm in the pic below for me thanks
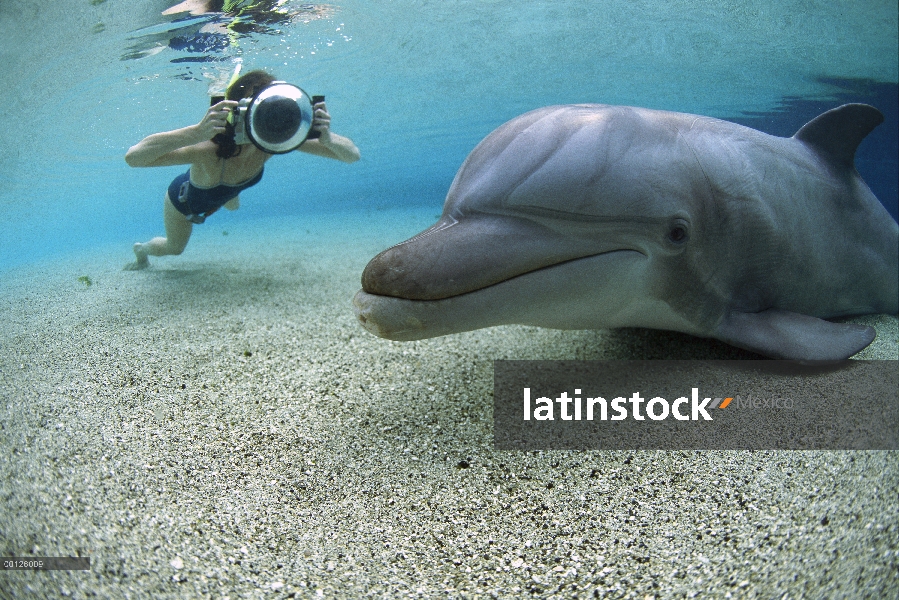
[297,101,360,163]
[125,126,207,167]
[298,132,360,163]
[125,100,237,167]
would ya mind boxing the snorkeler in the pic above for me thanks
[124,69,359,270]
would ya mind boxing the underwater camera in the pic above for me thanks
[211,83,323,154]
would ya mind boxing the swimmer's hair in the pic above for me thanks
[213,69,278,158]
[225,69,277,101]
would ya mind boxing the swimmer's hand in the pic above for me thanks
[311,101,332,141]
[224,197,240,210]
[199,100,238,139]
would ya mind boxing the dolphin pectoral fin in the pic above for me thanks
[715,309,876,360]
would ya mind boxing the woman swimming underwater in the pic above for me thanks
[124,69,359,270]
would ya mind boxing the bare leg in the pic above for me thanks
[125,193,193,270]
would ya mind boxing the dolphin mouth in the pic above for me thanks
[360,213,635,301]
[354,249,646,340]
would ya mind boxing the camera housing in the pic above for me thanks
[308,95,325,140]
[224,82,320,154]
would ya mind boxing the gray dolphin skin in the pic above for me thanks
[354,104,899,360]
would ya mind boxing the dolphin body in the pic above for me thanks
[354,104,898,360]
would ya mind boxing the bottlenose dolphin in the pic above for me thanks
[354,104,898,360]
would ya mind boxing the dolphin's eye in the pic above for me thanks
[668,225,688,244]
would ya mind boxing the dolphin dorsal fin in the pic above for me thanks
[793,103,884,167]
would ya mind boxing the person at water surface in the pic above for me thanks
[124,69,359,270]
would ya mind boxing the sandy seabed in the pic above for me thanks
[1,208,897,599]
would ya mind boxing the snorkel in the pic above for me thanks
[209,62,243,106]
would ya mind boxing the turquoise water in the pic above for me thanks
[0,0,896,270]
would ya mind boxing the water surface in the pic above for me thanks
[0,0,896,269]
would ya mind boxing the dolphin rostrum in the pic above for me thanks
[354,104,898,360]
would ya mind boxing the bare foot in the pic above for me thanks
[124,243,150,271]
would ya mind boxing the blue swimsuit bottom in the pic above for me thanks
[167,167,264,224]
